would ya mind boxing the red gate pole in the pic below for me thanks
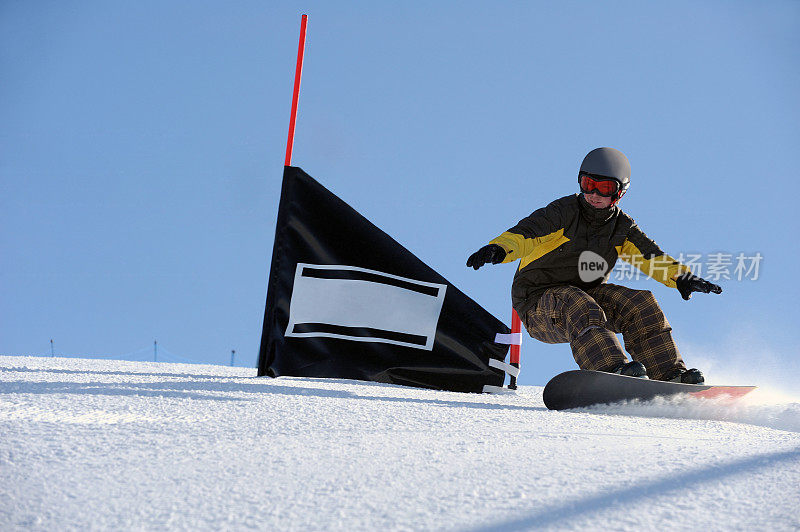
[508,309,521,389]
[284,14,308,167]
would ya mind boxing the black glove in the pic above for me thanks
[676,273,723,300]
[466,244,506,270]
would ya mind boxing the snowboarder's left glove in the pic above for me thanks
[675,273,722,300]
[466,244,506,270]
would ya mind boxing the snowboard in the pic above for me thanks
[543,370,756,410]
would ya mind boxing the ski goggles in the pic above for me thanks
[579,173,621,197]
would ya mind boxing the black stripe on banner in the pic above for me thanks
[300,267,440,297]
[291,323,428,346]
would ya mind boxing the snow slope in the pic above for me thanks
[1,356,799,531]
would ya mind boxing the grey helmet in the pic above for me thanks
[578,147,631,202]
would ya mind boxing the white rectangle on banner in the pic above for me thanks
[285,264,447,350]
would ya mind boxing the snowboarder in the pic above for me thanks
[467,147,722,383]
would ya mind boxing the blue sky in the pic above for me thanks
[2,1,798,389]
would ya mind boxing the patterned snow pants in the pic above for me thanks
[522,283,686,381]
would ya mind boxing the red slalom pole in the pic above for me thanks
[509,309,521,389]
[284,14,308,167]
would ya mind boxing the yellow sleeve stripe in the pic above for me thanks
[490,229,570,269]
[489,233,528,262]
[618,239,692,289]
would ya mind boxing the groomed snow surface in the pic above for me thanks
[2,356,799,531]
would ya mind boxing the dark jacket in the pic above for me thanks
[489,194,691,317]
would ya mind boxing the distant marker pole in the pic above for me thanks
[284,14,308,167]
[154,340,158,362]
[50,339,55,358]
[230,349,236,367]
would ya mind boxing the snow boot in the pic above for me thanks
[665,367,705,384]
[608,360,648,378]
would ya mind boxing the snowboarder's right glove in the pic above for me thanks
[675,273,723,300]
[466,244,506,270]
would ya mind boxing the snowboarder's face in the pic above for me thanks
[583,192,614,209]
